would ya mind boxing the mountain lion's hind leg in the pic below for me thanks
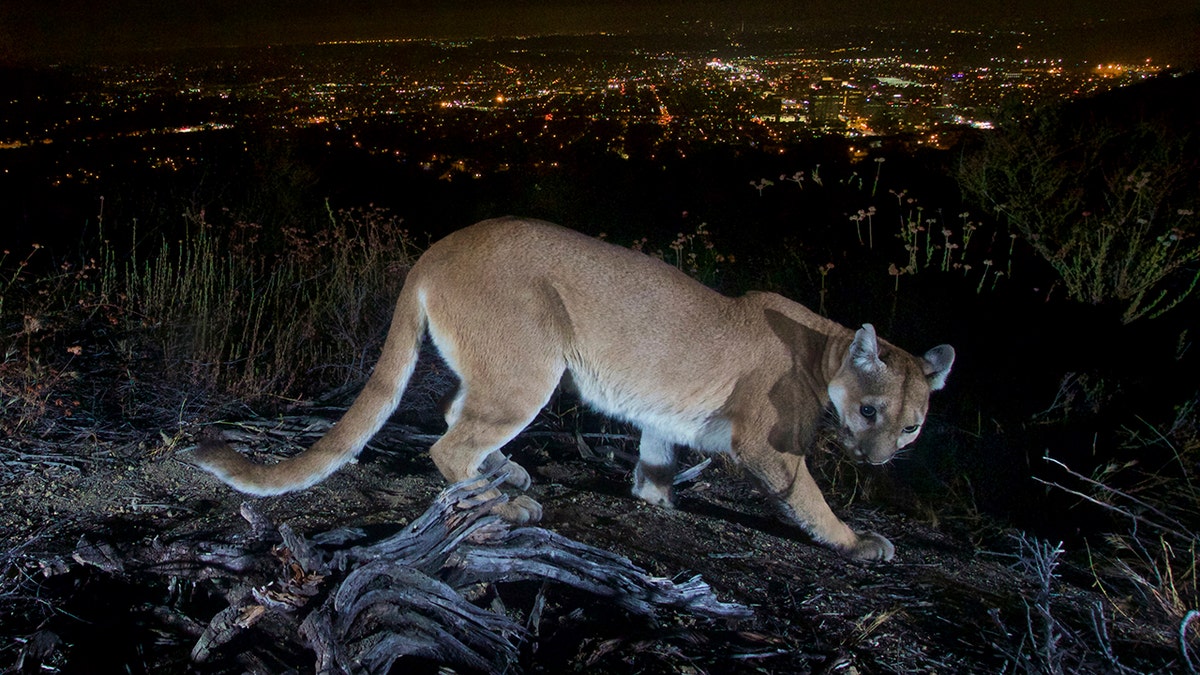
[428,411,544,524]
[442,383,532,490]
[428,362,560,524]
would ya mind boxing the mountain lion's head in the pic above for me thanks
[827,324,955,465]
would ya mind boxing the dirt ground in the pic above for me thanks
[0,389,1181,674]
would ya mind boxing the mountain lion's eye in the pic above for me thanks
[903,424,920,434]
[860,405,877,419]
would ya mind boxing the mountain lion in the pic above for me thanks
[191,217,954,561]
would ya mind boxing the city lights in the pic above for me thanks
[0,27,1173,190]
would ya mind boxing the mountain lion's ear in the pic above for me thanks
[922,345,955,391]
[849,324,885,373]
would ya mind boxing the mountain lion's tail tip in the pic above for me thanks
[184,438,240,470]
[183,439,278,496]
[183,438,323,497]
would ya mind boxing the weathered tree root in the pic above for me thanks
[195,469,751,673]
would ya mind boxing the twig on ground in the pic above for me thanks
[1036,453,1192,540]
[674,457,712,485]
[1182,609,1199,674]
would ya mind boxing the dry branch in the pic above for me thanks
[191,468,750,673]
[1036,453,1193,540]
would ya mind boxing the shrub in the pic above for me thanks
[110,204,421,403]
[0,204,422,422]
[959,108,1199,323]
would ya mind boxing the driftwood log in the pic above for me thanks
[189,468,751,673]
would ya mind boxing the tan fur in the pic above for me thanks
[190,217,954,561]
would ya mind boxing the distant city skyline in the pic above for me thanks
[3,1,1197,64]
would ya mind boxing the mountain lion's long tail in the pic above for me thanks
[188,281,426,496]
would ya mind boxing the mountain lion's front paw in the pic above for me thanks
[847,531,895,561]
[492,494,543,525]
[631,478,674,507]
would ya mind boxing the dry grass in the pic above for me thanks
[1,204,421,433]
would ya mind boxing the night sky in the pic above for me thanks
[2,1,1197,62]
